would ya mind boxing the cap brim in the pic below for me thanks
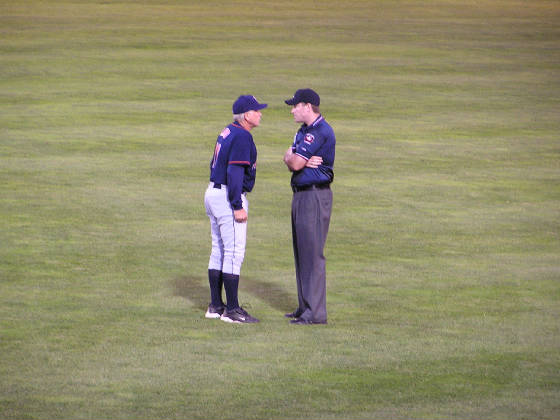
[285,98,296,105]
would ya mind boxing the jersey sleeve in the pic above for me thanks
[228,133,252,166]
[294,132,324,160]
[226,164,245,210]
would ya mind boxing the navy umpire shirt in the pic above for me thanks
[290,115,336,188]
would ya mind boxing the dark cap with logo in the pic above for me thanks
[284,88,320,106]
[233,95,268,114]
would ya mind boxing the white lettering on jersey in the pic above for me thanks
[211,143,221,168]
[220,127,231,138]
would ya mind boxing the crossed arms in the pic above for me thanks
[283,148,322,171]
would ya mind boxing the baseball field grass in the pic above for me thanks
[1,0,559,418]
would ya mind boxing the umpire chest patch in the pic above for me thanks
[304,133,315,144]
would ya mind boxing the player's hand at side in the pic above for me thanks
[306,155,323,168]
[234,208,248,223]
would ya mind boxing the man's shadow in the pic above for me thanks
[172,274,295,313]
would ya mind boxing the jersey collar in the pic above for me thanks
[311,115,324,127]
[232,122,250,132]
[301,114,323,130]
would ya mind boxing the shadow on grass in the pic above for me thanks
[172,274,296,313]
[240,276,296,313]
[172,275,209,311]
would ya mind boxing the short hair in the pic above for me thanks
[311,104,320,113]
[233,112,245,122]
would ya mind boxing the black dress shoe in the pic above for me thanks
[290,318,327,325]
[284,310,302,318]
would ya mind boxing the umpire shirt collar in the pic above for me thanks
[302,114,324,130]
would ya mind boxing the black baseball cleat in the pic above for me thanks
[284,310,303,319]
[220,307,260,324]
[205,304,225,319]
[290,318,327,325]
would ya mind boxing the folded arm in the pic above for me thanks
[283,148,322,171]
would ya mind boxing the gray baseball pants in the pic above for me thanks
[291,187,332,323]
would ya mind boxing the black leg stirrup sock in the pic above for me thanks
[208,269,224,307]
[222,273,240,310]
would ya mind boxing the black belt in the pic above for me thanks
[292,183,330,193]
[213,183,248,194]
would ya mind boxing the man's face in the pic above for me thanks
[291,102,309,123]
[245,110,262,127]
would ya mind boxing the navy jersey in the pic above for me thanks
[210,122,257,210]
[291,115,336,187]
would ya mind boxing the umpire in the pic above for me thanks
[283,88,336,325]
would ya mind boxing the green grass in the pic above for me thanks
[1,0,559,418]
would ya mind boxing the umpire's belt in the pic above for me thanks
[292,183,330,193]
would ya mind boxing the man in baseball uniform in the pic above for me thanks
[283,88,336,325]
[204,95,267,324]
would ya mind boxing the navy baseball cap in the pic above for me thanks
[285,88,320,106]
[232,95,267,114]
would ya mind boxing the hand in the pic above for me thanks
[283,147,294,164]
[306,155,323,168]
[234,208,247,223]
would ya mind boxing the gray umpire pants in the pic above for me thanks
[291,187,332,323]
